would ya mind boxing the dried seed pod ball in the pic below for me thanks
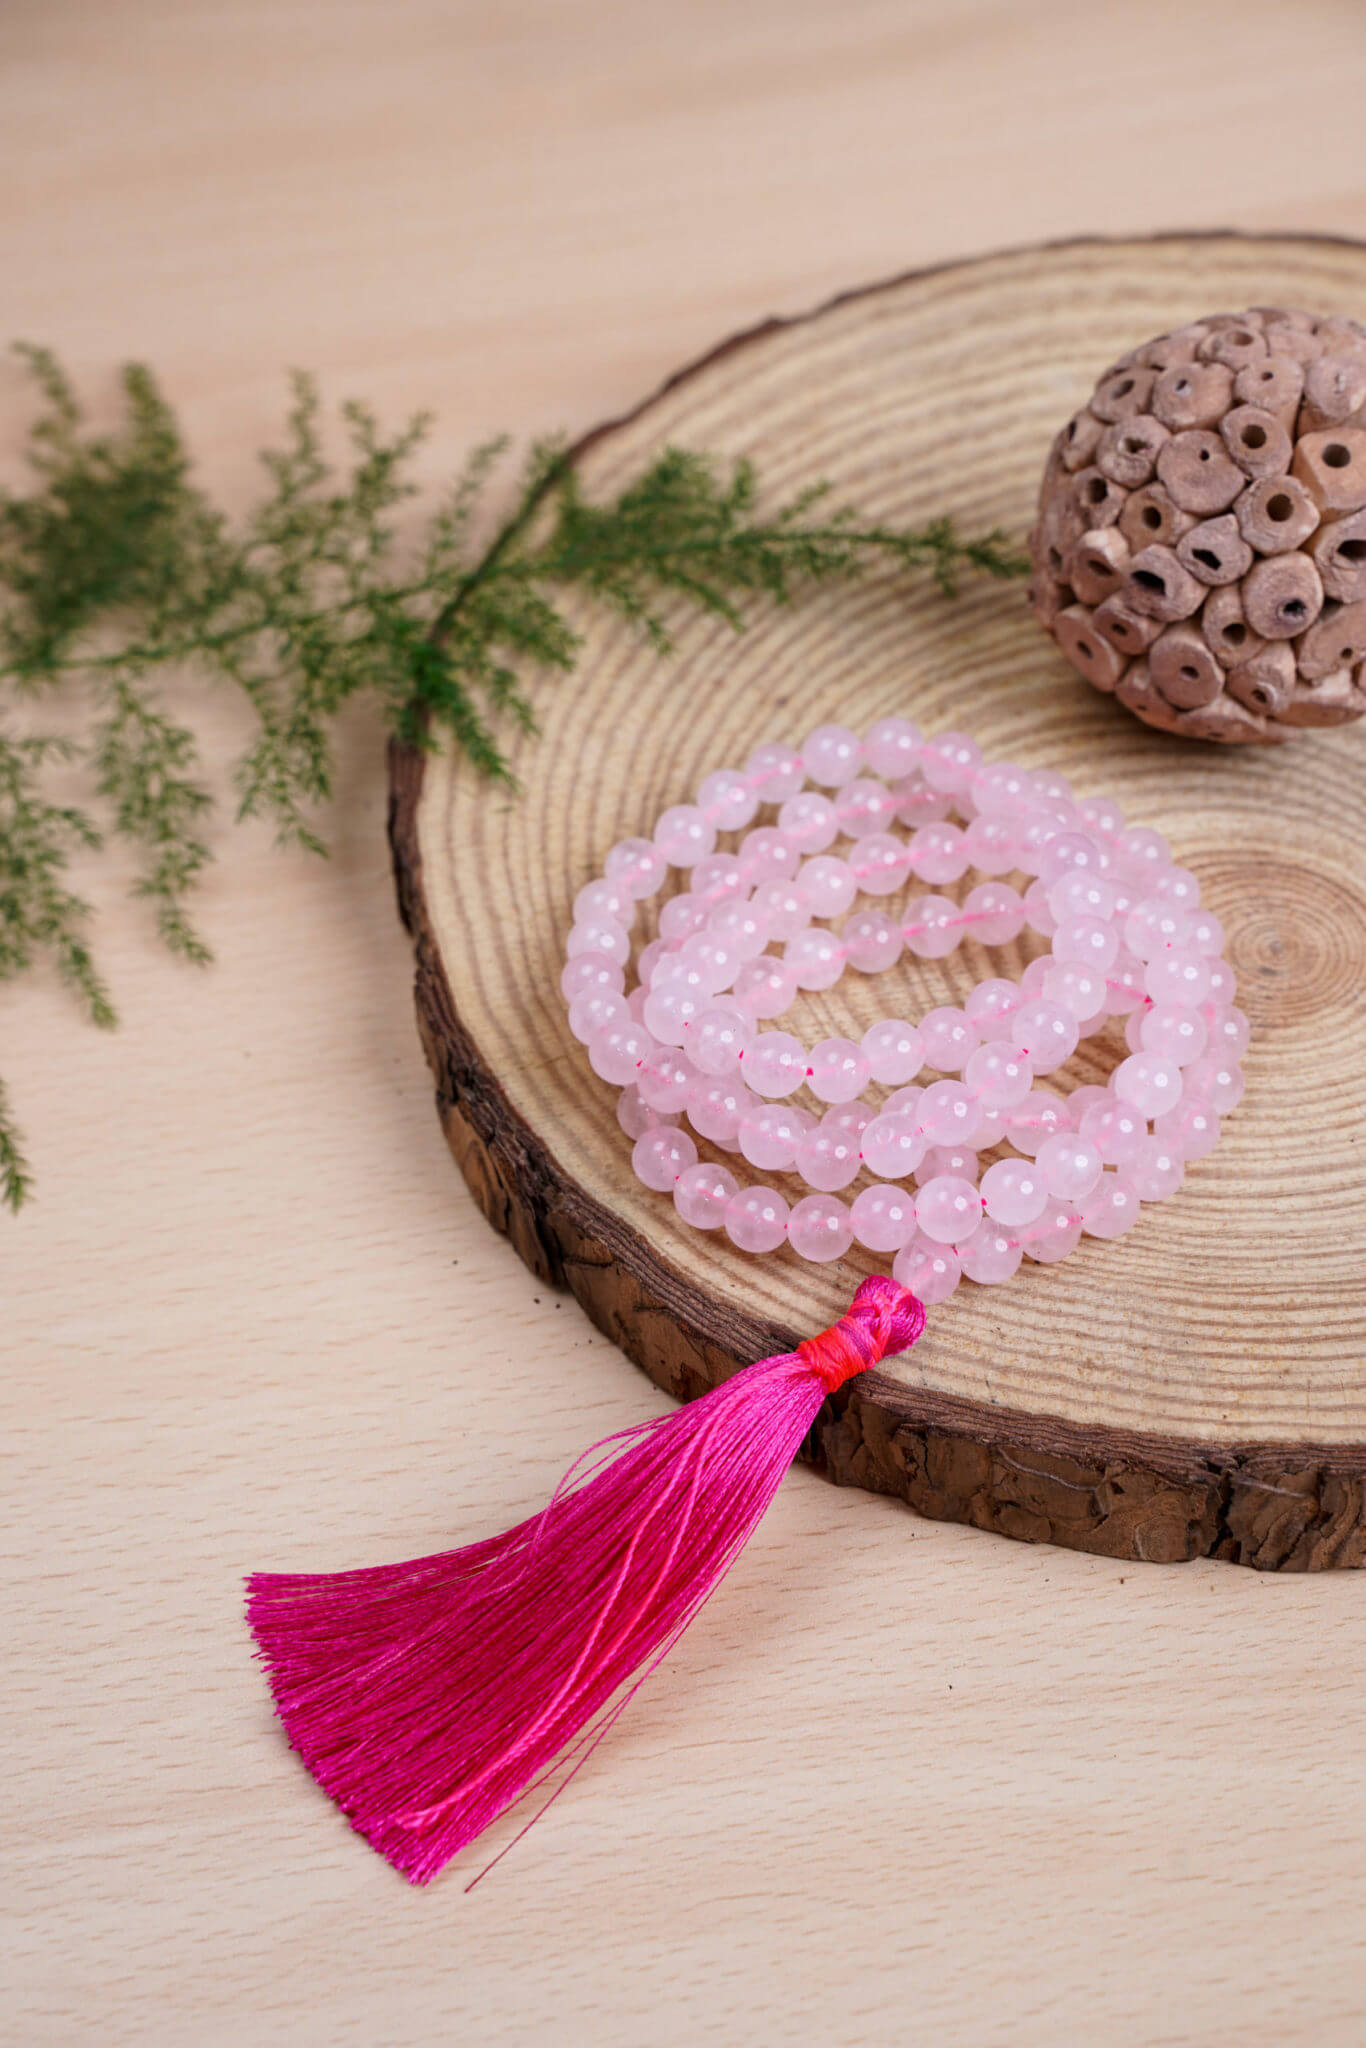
[1028,308,1366,742]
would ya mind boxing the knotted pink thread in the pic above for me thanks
[248,1275,925,1885]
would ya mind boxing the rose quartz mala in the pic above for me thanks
[562,719,1244,1300]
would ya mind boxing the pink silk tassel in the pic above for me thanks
[247,1274,925,1885]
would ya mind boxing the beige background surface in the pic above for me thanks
[3,4,1364,2044]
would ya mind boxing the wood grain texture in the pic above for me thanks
[397,233,1366,1573]
[6,3,1366,2043]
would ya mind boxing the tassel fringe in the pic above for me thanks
[247,1274,924,1885]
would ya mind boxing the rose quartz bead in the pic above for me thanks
[561,953,624,1004]
[568,989,628,1044]
[616,1084,678,1141]
[1042,960,1107,1023]
[962,882,1026,944]
[588,1019,652,1085]
[1116,825,1171,878]
[1036,831,1106,887]
[915,1174,982,1243]
[921,731,981,793]
[1153,1098,1221,1161]
[959,1221,1025,1286]
[1047,871,1117,925]
[1036,1133,1103,1200]
[653,804,716,867]
[964,1042,1034,1109]
[642,982,702,1046]
[739,1100,815,1171]
[707,897,770,959]
[973,760,1036,814]
[841,908,903,972]
[741,1029,807,1097]
[801,723,863,787]
[960,813,1023,876]
[1124,899,1194,959]
[824,1100,872,1136]
[674,1160,739,1229]
[980,1157,1048,1226]
[964,978,1021,1041]
[891,774,954,829]
[574,878,634,928]
[807,1036,871,1104]
[1140,1003,1207,1065]
[738,827,800,888]
[1005,1090,1072,1156]
[902,895,962,958]
[637,1046,696,1113]
[909,821,970,884]
[863,716,923,780]
[687,1076,752,1149]
[1127,1137,1185,1202]
[567,917,630,965]
[1021,1199,1084,1263]
[1022,877,1059,937]
[627,986,650,1024]
[883,1083,924,1118]
[690,853,746,906]
[1103,951,1149,1015]
[687,1006,754,1074]
[785,927,844,991]
[919,1006,979,1073]
[1144,949,1212,1009]
[744,742,805,802]
[1114,1052,1183,1119]
[787,1194,855,1263]
[1020,955,1053,999]
[732,957,798,1019]
[969,1101,1010,1150]
[680,931,742,995]
[1051,917,1117,975]
[750,879,810,942]
[850,1182,919,1252]
[1008,999,1079,1071]
[1149,863,1200,913]
[777,790,838,852]
[851,833,914,895]
[862,1017,924,1084]
[794,1123,862,1193]
[697,768,759,831]
[835,778,899,837]
[1078,1098,1147,1165]
[915,1144,979,1187]
[1186,908,1226,956]
[919,1079,978,1145]
[604,837,668,900]
[797,854,857,917]
[1183,1054,1244,1115]
[724,1185,790,1254]
[1081,1173,1142,1239]
[632,1125,697,1192]
[1208,1007,1251,1060]
[1200,961,1236,1015]
[892,1238,961,1304]
[860,1111,927,1180]
[658,893,707,945]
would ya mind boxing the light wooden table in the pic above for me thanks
[4,5,1364,2043]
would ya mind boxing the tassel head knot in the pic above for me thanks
[796,1276,926,1391]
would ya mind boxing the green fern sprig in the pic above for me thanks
[0,347,1025,1204]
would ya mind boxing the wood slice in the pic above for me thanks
[389,233,1366,1571]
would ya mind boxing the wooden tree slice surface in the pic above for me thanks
[390,233,1366,1570]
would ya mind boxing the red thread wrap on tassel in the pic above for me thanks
[247,1275,924,1885]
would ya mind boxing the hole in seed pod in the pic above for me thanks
[1259,368,1275,381]
[1324,443,1351,469]
[1242,424,1267,448]
[1180,665,1199,680]
[1049,547,1063,571]
[1112,621,1133,640]
[1283,600,1307,620]
[1251,685,1270,705]
[1198,447,1211,462]
[1077,639,1094,659]
[1087,478,1108,503]
[1193,549,1221,570]
[1267,493,1293,521]
[1338,540,1366,562]
[1123,436,1144,454]
[1133,570,1165,593]
[1175,378,1191,394]
[1143,505,1162,528]
[1113,379,1134,398]
[1225,622,1247,646]
[1087,557,1108,577]
[1228,330,1254,347]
